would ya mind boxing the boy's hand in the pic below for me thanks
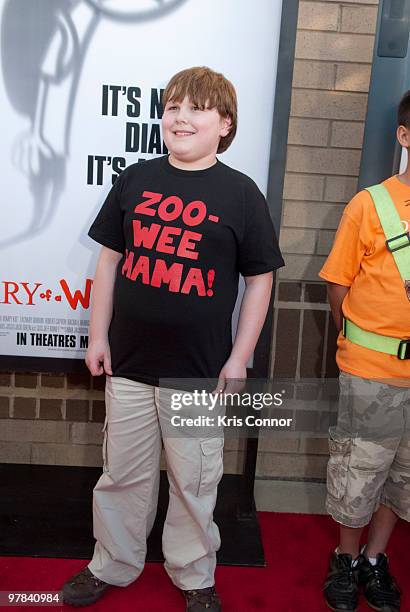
[212,357,247,395]
[85,339,113,376]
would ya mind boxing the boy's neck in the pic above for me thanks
[397,156,410,186]
[168,153,218,171]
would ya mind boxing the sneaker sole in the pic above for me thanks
[325,600,358,612]
[366,603,399,612]
[62,589,111,607]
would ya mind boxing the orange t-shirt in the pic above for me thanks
[319,175,410,384]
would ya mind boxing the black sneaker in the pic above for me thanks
[62,566,112,607]
[358,553,401,612]
[182,586,221,611]
[323,552,359,612]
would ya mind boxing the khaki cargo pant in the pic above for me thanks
[87,376,224,590]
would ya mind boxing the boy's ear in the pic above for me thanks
[220,116,232,137]
[397,125,410,148]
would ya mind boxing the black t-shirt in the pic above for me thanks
[88,155,284,385]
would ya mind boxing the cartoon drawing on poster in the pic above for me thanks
[0,0,187,248]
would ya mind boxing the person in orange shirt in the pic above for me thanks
[320,92,410,612]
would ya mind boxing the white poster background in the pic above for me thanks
[0,0,282,359]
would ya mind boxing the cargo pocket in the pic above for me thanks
[327,435,352,501]
[197,438,224,497]
[101,417,109,472]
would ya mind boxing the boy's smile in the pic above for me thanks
[162,95,231,170]
[174,130,195,137]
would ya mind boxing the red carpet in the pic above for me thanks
[0,512,409,611]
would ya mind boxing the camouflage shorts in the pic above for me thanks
[326,371,410,528]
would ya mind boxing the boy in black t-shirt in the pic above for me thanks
[62,66,284,610]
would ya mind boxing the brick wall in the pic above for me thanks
[0,0,379,479]
[0,372,106,465]
[265,0,379,479]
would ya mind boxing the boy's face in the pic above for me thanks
[162,95,231,167]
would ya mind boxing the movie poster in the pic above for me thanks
[0,0,282,361]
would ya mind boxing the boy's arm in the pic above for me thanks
[214,272,273,391]
[326,282,350,333]
[320,193,369,330]
[86,246,122,376]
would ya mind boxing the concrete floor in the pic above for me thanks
[254,480,327,514]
